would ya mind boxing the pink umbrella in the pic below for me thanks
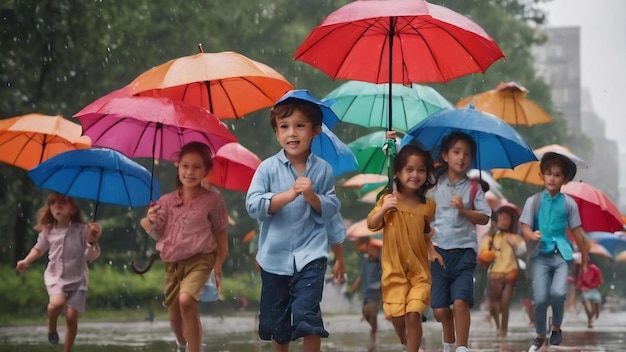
[74,95,237,161]
[205,142,261,192]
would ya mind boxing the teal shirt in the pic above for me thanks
[520,189,582,260]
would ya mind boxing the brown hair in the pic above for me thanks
[540,152,576,182]
[270,100,323,130]
[34,192,84,231]
[174,142,213,188]
[393,144,436,203]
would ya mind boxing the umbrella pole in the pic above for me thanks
[386,17,396,192]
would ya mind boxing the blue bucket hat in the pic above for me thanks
[274,89,340,129]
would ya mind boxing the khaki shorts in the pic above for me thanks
[163,253,216,308]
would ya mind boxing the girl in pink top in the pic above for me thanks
[140,142,229,352]
[16,192,102,352]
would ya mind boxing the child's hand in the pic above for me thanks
[431,252,445,269]
[450,194,466,210]
[382,194,397,212]
[385,130,396,141]
[16,260,29,273]
[146,203,161,223]
[293,176,314,198]
[506,233,518,247]
[87,222,102,243]
[529,230,541,241]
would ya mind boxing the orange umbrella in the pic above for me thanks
[127,46,295,119]
[456,81,552,126]
[491,144,586,186]
[0,113,91,170]
[242,229,256,244]
[342,173,388,188]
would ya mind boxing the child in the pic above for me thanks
[140,141,229,352]
[367,144,443,352]
[245,91,346,352]
[519,152,588,352]
[427,131,491,352]
[477,204,526,337]
[576,257,603,328]
[350,238,383,352]
[16,192,102,352]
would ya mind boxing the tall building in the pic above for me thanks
[532,27,620,206]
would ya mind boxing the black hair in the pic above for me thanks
[434,131,478,185]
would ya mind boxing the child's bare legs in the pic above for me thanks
[63,306,79,352]
[47,294,66,336]
[499,280,516,337]
[303,334,321,352]
[405,312,423,352]
[453,300,471,348]
[433,307,455,345]
[363,301,378,351]
[582,299,594,328]
[272,339,289,352]
[168,299,186,348]
[391,315,407,346]
[179,293,202,352]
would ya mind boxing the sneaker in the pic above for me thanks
[527,337,545,352]
[176,340,187,352]
[443,341,456,352]
[455,347,469,352]
[48,331,59,345]
[549,330,562,345]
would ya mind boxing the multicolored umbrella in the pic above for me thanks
[0,113,91,170]
[322,81,452,132]
[127,47,295,119]
[456,81,552,126]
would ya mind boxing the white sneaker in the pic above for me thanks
[455,347,469,352]
[176,340,187,352]
[443,341,456,352]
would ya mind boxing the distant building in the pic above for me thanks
[532,27,620,209]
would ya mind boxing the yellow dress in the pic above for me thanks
[478,231,523,280]
[368,196,436,318]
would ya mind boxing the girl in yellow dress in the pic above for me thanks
[368,144,443,352]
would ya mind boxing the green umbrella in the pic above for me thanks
[348,130,400,192]
[323,81,453,133]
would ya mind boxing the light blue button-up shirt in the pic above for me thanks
[246,150,343,275]
[519,190,581,260]
[428,175,491,252]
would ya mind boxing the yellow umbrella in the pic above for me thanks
[0,113,91,170]
[456,81,552,126]
[491,144,586,186]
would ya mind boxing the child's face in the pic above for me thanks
[540,164,567,193]
[495,211,512,232]
[441,140,473,175]
[274,109,321,161]
[178,151,209,189]
[395,154,427,192]
[49,196,76,224]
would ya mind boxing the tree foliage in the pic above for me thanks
[0,0,575,272]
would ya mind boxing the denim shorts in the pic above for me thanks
[430,247,476,309]
[258,258,329,344]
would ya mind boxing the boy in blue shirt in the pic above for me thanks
[246,90,346,352]
[520,152,589,352]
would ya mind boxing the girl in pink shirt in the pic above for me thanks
[16,192,102,352]
[140,142,229,352]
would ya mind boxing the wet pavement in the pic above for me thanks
[1,308,625,351]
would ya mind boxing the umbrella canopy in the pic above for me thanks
[348,131,400,175]
[561,181,623,233]
[491,144,587,186]
[401,108,537,170]
[586,232,626,257]
[467,169,504,199]
[28,148,161,219]
[322,81,452,132]
[615,250,626,263]
[294,0,503,134]
[456,81,552,126]
[206,142,261,192]
[274,89,341,129]
[127,49,295,119]
[311,124,358,177]
[346,218,381,239]
[74,95,237,161]
[0,113,91,170]
[342,174,388,188]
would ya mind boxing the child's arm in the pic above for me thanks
[268,186,299,214]
[426,238,445,268]
[16,248,43,273]
[571,226,589,271]
[140,203,163,240]
[330,242,346,283]
[85,222,102,261]
[214,228,229,266]
[521,223,541,242]
[451,194,490,225]
[350,275,362,294]
[367,194,396,230]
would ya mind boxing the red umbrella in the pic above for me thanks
[205,142,261,192]
[561,181,623,233]
[294,0,504,94]
[74,95,237,161]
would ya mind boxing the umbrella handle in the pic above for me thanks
[131,252,158,275]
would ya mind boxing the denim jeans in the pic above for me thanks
[531,252,569,335]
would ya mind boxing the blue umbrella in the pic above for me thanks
[274,89,340,129]
[28,148,161,220]
[401,107,537,170]
[587,232,626,256]
[311,124,358,177]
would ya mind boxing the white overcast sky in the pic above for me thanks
[539,0,626,153]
